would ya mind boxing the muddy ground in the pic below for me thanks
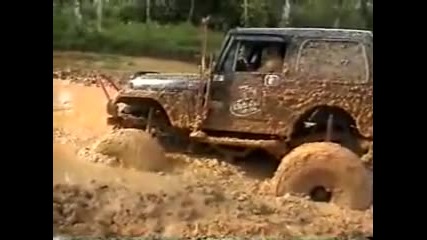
[53,52,373,238]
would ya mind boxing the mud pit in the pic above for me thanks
[53,70,373,238]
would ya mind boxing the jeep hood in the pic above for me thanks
[128,73,201,91]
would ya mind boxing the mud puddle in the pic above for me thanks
[53,79,114,137]
[53,79,182,193]
[53,142,182,194]
[53,70,373,238]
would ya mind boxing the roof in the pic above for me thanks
[229,27,373,41]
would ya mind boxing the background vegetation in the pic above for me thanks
[53,0,373,62]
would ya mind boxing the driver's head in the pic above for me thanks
[260,45,283,73]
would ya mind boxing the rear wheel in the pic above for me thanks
[290,108,369,156]
[290,130,366,156]
[273,142,372,210]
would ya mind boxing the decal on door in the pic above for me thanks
[263,74,281,87]
[230,85,262,117]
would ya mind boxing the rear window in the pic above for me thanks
[296,39,369,83]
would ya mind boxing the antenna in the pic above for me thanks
[200,15,210,77]
[192,16,211,133]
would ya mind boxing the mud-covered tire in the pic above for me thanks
[290,131,365,157]
[273,142,372,210]
[92,128,169,172]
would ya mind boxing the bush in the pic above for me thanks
[53,12,224,62]
[53,1,371,61]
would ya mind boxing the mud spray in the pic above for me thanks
[53,77,372,238]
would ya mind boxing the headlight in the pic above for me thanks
[106,100,118,116]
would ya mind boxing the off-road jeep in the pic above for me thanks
[104,27,373,210]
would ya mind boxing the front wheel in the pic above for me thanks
[109,104,190,153]
[92,128,170,172]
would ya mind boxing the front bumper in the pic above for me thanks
[107,116,121,126]
[106,100,143,127]
[107,115,145,128]
[106,100,118,116]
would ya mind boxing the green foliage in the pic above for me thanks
[290,0,372,29]
[241,0,269,27]
[53,11,224,62]
[52,0,372,61]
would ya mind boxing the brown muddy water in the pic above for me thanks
[53,79,182,193]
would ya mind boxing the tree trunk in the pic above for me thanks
[146,0,151,23]
[95,0,103,32]
[356,0,362,9]
[359,0,372,30]
[243,0,248,27]
[187,0,195,23]
[333,0,343,28]
[333,17,340,28]
[73,0,83,26]
[280,0,292,27]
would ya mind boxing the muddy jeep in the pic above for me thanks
[105,27,373,210]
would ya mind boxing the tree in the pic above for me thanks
[56,0,373,31]
[241,0,268,27]
[280,0,292,27]
[243,0,248,26]
[73,0,83,26]
[359,0,373,30]
[187,0,195,22]
[146,0,151,23]
[95,0,103,32]
[333,0,344,28]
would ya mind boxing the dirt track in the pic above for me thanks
[53,54,373,238]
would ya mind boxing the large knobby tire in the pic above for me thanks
[290,131,365,157]
[92,128,169,172]
[273,142,372,210]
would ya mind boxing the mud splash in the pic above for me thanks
[53,79,180,193]
[53,72,372,238]
[53,142,182,193]
[53,79,114,137]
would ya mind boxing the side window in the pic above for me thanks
[222,41,239,73]
[297,39,369,83]
[220,39,288,74]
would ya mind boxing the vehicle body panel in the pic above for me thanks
[114,73,201,129]
[112,28,373,139]
[204,28,372,138]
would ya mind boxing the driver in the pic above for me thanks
[235,46,250,71]
[259,45,284,73]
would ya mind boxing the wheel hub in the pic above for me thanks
[309,186,332,202]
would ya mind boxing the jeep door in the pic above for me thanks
[202,34,290,134]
